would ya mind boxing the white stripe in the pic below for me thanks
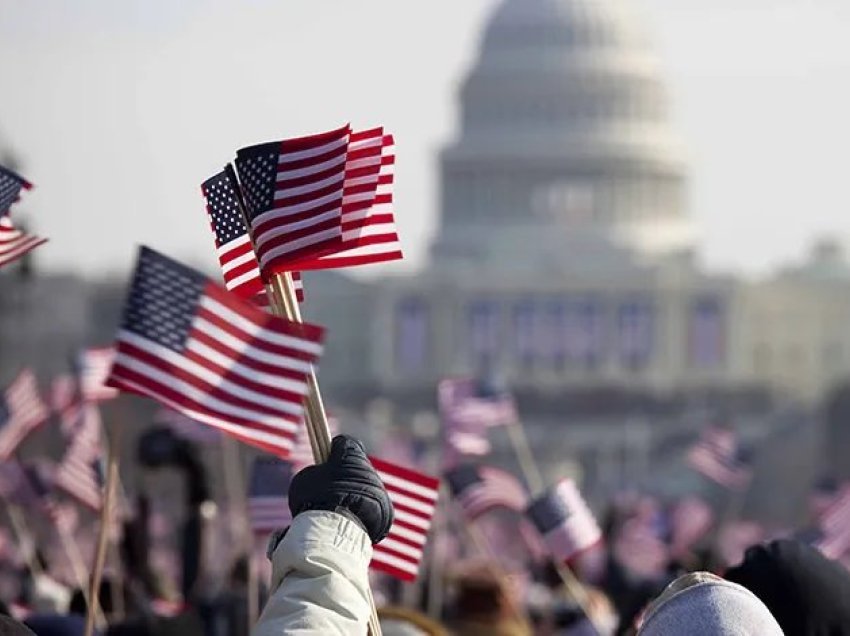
[254,208,340,249]
[113,337,303,425]
[198,296,323,357]
[370,550,420,576]
[110,373,296,453]
[276,168,346,199]
[388,490,436,516]
[322,239,402,261]
[259,227,340,265]
[276,153,346,183]
[278,134,348,163]
[340,222,397,242]
[392,508,431,531]
[387,524,428,546]
[219,250,255,276]
[225,266,262,290]
[377,471,439,502]
[378,537,423,561]
[216,234,251,259]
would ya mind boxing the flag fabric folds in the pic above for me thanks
[526,479,602,563]
[0,216,47,270]
[235,124,351,275]
[105,246,324,457]
[439,378,518,461]
[0,165,32,217]
[247,456,293,535]
[369,457,440,582]
[0,369,49,460]
[687,426,753,491]
[77,347,119,402]
[446,464,528,520]
[54,405,104,510]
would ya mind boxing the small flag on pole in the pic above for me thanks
[54,405,104,510]
[0,370,49,460]
[0,165,32,217]
[369,456,440,582]
[104,246,325,457]
[687,426,753,491]
[201,168,304,307]
[0,216,47,270]
[439,378,517,430]
[445,464,528,520]
[247,456,292,534]
[235,124,351,275]
[77,347,119,402]
[526,479,602,563]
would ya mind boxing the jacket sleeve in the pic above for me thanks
[252,510,373,636]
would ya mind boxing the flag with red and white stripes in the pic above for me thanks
[235,124,352,276]
[51,374,83,436]
[247,456,292,535]
[369,456,440,582]
[0,216,47,270]
[105,247,324,457]
[439,378,517,460]
[54,405,104,510]
[687,426,753,491]
[446,464,528,520]
[300,130,402,270]
[77,347,119,402]
[0,370,49,460]
[526,479,602,564]
[0,165,32,217]
[814,486,850,560]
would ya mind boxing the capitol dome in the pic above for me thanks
[430,0,692,274]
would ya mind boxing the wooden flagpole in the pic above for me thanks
[504,420,600,632]
[84,423,121,636]
[227,165,383,635]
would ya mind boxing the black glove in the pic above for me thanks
[288,435,393,543]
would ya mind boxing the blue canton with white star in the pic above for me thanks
[121,247,206,353]
[0,165,27,216]
[527,489,573,533]
[235,142,279,222]
[202,169,249,247]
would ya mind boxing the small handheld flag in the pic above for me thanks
[0,370,49,460]
[0,216,47,270]
[526,479,602,563]
[446,464,528,520]
[0,165,32,217]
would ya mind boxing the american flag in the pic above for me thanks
[54,404,104,510]
[20,462,78,535]
[0,369,49,460]
[235,124,351,276]
[687,426,753,491]
[77,347,119,401]
[813,486,850,560]
[439,378,517,459]
[104,247,324,457]
[446,464,528,520]
[154,407,222,445]
[247,456,292,534]
[0,164,32,216]
[51,374,83,436]
[300,130,403,270]
[526,479,602,563]
[612,516,669,580]
[370,456,440,582]
[0,216,47,269]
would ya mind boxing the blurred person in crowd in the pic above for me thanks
[635,572,782,635]
[725,539,850,634]
[253,435,394,635]
[444,563,532,636]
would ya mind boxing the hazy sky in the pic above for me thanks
[1,0,848,279]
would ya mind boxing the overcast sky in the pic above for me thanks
[1,0,848,280]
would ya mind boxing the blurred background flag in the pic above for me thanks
[687,426,753,491]
[0,164,32,216]
[526,479,602,564]
[813,485,850,560]
[54,404,104,510]
[446,464,528,520]
[369,456,440,582]
[0,369,49,460]
[0,216,47,270]
[50,374,83,436]
[104,247,325,457]
[76,346,119,402]
[247,456,292,535]
[234,124,350,274]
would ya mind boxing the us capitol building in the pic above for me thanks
[304,0,850,407]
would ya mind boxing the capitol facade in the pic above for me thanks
[305,0,850,407]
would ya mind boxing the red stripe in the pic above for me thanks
[258,236,343,273]
[275,164,345,199]
[255,214,341,254]
[369,557,417,582]
[370,457,440,490]
[188,329,303,381]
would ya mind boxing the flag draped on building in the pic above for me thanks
[247,456,292,534]
[687,426,753,491]
[369,457,440,582]
[526,479,602,563]
[0,165,32,217]
[104,247,324,457]
[0,370,49,460]
[54,405,104,510]
[446,464,528,520]
[0,216,47,269]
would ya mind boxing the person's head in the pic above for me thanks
[451,565,512,623]
[725,539,850,634]
[636,572,782,635]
